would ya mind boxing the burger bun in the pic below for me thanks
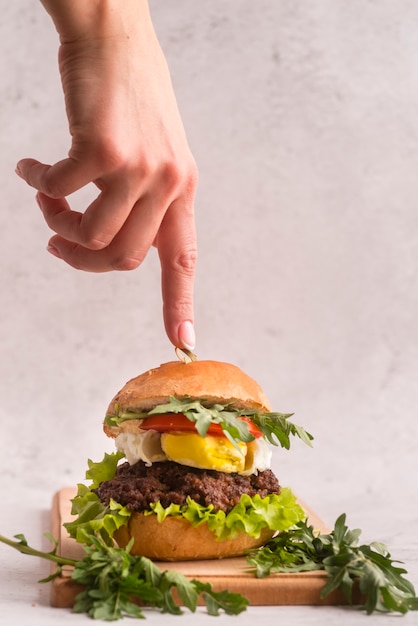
[114,512,275,560]
[105,360,271,439]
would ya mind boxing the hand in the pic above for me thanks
[16,0,197,350]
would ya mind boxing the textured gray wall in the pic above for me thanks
[0,1,417,541]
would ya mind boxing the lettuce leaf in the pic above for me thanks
[84,451,125,488]
[65,451,131,545]
[65,452,306,545]
[146,488,306,541]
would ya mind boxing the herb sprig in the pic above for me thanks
[246,513,418,615]
[0,532,249,620]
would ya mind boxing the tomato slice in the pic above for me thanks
[139,414,195,432]
[139,413,262,438]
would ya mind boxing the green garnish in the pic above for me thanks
[246,513,418,615]
[105,396,313,450]
[0,532,249,620]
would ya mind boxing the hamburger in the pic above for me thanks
[65,357,312,561]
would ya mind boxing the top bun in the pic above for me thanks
[104,360,271,437]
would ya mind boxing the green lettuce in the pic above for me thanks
[65,451,131,545]
[65,452,306,545]
[147,488,306,541]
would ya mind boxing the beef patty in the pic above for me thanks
[94,460,281,514]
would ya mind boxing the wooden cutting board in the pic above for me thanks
[50,487,352,608]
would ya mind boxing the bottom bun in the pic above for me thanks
[114,513,275,561]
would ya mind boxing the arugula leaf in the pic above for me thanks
[246,513,418,615]
[105,397,313,449]
[0,531,75,583]
[250,412,313,449]
[0,532,249,620]
[192,580,250,616]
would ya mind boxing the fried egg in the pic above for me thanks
[115,430,166,466]
[115,429,272,474]
[240,437,272,475]
[161,432,247,472]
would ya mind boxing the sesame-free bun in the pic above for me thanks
[114,512,275,561]
[104,360,271,438]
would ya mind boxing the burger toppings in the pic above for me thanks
[138,413,263,438]
[94,460,281,514]
[105,396,313,451]
[115,430,272,474]
[106,396,312,476]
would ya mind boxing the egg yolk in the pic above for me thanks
[160,432,247,473]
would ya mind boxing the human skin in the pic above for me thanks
[16,0,198,350]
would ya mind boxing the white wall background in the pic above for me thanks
[0,0,417,559]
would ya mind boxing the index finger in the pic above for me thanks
[156,199,197,349]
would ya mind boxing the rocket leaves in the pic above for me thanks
[0,532,249,620]
[246,513,418,615]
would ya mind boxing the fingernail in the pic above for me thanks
[15,163,23,178]
[178,320,195,351]
[47,244,62,259]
